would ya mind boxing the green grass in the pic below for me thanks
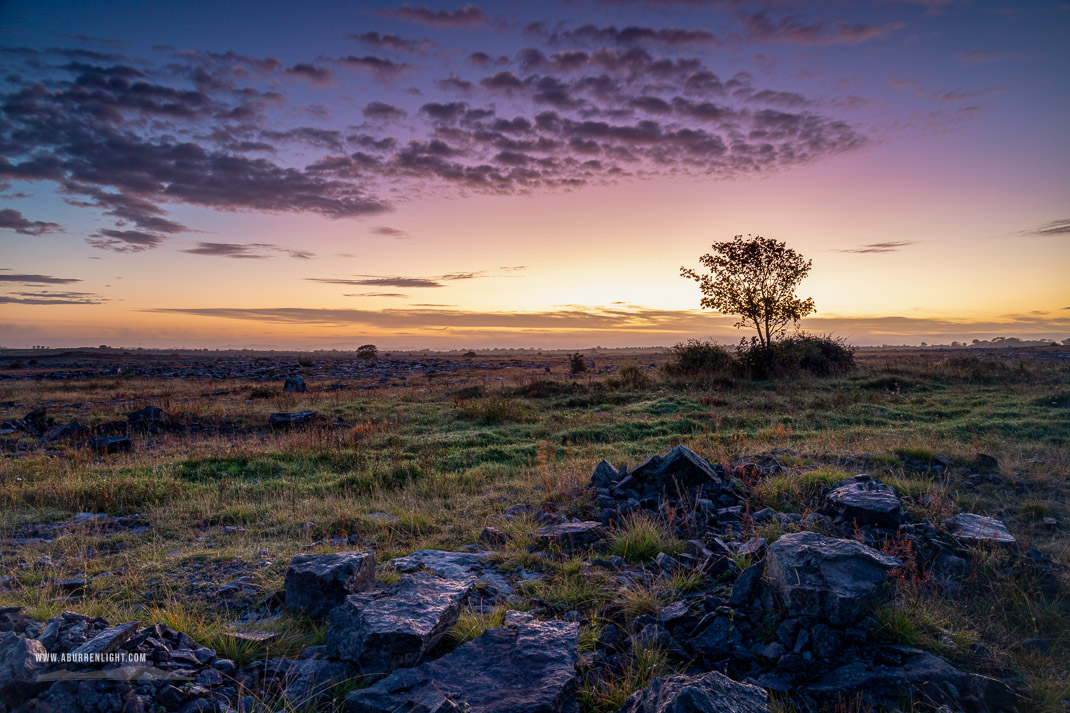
[609,514,685,563]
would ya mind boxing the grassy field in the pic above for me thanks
[1,350,1068,711]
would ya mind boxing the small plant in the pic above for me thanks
[454,395,531,424]
[569,352,588,374]
[609,513,685,563]
[610,364,651,390]
[577,641,672,713]
[297,354,315,367]
[662,339,735,383]
[356,344,379,360]
[446,608,505,645]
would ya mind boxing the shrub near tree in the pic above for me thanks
[680,235,854,379]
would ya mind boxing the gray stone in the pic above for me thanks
[71,621,138,656]
[946,513,1016,547]
[807,646,1018,713]
[43,420,89,443]
[90,436,132,454]
[391,549,488,580]
[127,405,168,426]
[345,616,578,713]
[278,658,350,709]
[591,459,619,487]
[535,521,607,550]
[326,573,472,674]
[479,527,509,547]
[617,670,770,713]
[825,481,904,528]
[729,560,766,609]
[0,632,48,709]
[283,376,307,393]
[285,551,376,618]
[268,411,326,429]
[631,445,722,490]
[766,531,900,627]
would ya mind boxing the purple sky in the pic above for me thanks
[1,0,1068,348]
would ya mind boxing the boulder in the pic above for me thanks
[269,411,326,429]
[765,531,900,626]
[0,632,48,709]
[807,646,1018,713]
[42,421,89,443]
[591,459,619,487]
[90,436,132,454]
[326,573,472,674]
[345,617,579,713]
[535,521,607,550]
[825,480,904,528]
[285,551,377,618]
[391,549,488,580]
[284,376,307,393]
[271,658,350,709]
[70,622,138,656]
[127,405,168,427]
[946,513,1016,547]
[617,670,770,713]
[630,445,723,490]
[729,560,766,609]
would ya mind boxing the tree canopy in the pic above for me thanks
[681,235,815,348]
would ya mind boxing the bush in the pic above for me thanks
[356,344,378,360]
[297,354,314,367]
[569,352,587,374]
[662,340,736,383]
[737,333,854,379]
[609,364,651,390]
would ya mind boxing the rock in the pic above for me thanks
[974,453,999,472]
[946,513,1016,547]
[825,480,904,528]
[90,436,132,454]
[807,646,1018,713]
[285,551,376,618]
[42,420,89,443]
[765,531,900,627]
[591,459,619,487]
[617,670,770,713]
[70,621,138,656]
[391,549,488,580]
[227,630,280,645]
[729,560,766,609]
[479,527,509,547]
[276,658,350,709]
[345,616,578,713]
[535,521,607,550]
[630,445,723,490]
[504,504,533,521]
[284,376,307,393]
[0,632,48,709]
[268,411,326,429]
[326,573,472,674]
[688,615,743,660]
[127,405,168,426]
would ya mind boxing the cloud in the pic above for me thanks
[334,55,415,78]
[528,23,719,47]
[835,241,915,253]
[0,290,109,305]
[87,229,167,253]
[738,11,902,46]
[349,32,432,54]
[371,226,411,239]
[283,63,334,85]
[0,208,62,235]
[0,271,82,285]
[384,4,489,27]
[362,102,407,120]
[307,276,445,288]
[1022,218,1070,237]
[181,242,315,259]
[958,50,1017,66]
[345,292,408,298]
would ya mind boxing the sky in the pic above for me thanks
[1,0,1068,349]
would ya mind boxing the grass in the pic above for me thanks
[577,641,673,713]
[609,513,685,563]
[0,350,1068,710]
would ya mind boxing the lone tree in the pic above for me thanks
[681,235,815,348]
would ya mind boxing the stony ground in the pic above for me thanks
[0,347,1067,713]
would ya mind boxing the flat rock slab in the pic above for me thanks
[618,670,770,713]
[70,621,138,656]
[392,549,488,580]
[326,573,472,675]
[345,617,579,713]
[808,646,1018,713]
[535,521,607,551]
[946,513,1016,547]
[631,445,722,489]
[825,481,904,528]
[269,411,326,428]
[286,551,376,618]
[766,531,900,627]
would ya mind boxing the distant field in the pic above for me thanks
[1,348,1067,710]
